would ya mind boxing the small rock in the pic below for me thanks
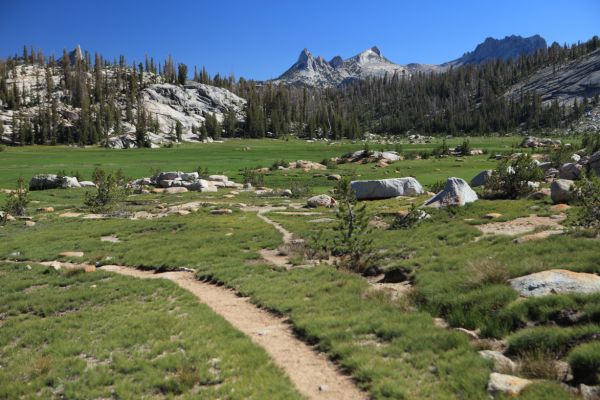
[59,251,84,258]
[580,384,600,400]
[528,188,551,200]
[455,327,479,340]
[318,385,328,392]
[479,350,517,374]
[471,170,493,187]
[25,220,36,227]
[484,213,502,219]
[307,194,337,208]
[487,373,531,396]
[327,174,342,181]
[550,204,571,212]
[210,209,233,215]
[164,187,188,194]
[36,207,54,212]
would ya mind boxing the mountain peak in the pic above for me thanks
[449,34,547,65]
[297,48,313,63]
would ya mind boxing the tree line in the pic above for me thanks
[0,36,599,146]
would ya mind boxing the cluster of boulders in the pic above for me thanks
[29,174,96,190]
[288,160,326,171]
[339,150,401,167]
[520,136,562,148]
[130,171,243,193]
[407,134,433,144]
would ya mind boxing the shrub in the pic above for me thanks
[332,177,375,274]
[390,204,424,229]
[0,144,6,152]
[289,182,312,199]
[582,132,600,154]
[320,158,338,169]
[573,172,600,232]
[462,259,509,289]
[84,169,126,212]
[2,177,29,218]
[455,138,471,156]
[483,154,543,199]
[431,139,450,157]
[550,144,574,168]
[196,166,210,179]
[428,180,446,194]
[242,168,264,187]
[270,159,289,171]
[518,351,564,380]
[508,324,600,357]
[568,341,600,384]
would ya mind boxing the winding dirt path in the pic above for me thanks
[101,264,365,400]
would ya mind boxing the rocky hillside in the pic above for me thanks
[446,35,547,66]
[505,48,600,106]
[271,47,407,88]
[0,56,245,148]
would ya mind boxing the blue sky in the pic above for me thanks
[1,0,598,80]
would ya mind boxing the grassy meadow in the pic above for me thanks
[0,135,597,399]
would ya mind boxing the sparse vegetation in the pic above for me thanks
[2,177,29,217]
[84,169,126,212]
[573,172,600,232]
[484,154,544,199]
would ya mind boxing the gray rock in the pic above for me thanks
[509,269,600,297]
[29,174,61,190]
[156,171,181,181]
[580,384,600,400]
[61,176,81,188]
[545,167,560,179]
[559,162,582,180]
[487,373,531,396]
[537,161,553,172]
[424,177,478,208]
[478,350,517,374]
[351,177,424,200]
[327,174,342,181]
[551,179,575,204]
[78,181,96,187]
[181,172,199,181]
[470,170,493,187]
[164,187,188,194]
[589,150,600,177]
[208,175,229,182]
[307,194,337,208]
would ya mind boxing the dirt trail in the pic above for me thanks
[101,264,365,400]
[243,206,296,268]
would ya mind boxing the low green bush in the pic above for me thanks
[568,341,600,384]
[508,324,600,356]
[484,154,543,199]
[2,177,29,217]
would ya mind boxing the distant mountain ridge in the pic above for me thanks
[272,34,549,87]
[445,34,547,66]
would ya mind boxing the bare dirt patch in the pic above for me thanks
[476,214,566,237]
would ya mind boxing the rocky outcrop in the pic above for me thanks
[351,178,424,200]
[520,136,562,148]
[424,177,477,208]
[29,174,81,190]
[509,269,600,297]
[551,179,575,204]
[506,48,600,106]
[448,35,547,66]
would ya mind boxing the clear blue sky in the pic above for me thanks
[1,0,598,80]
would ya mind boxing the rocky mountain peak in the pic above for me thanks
[448,34,547,66]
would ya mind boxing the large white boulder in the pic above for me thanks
[424,177,477,208]
[351,177,424,200]
[509,269,600,297]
